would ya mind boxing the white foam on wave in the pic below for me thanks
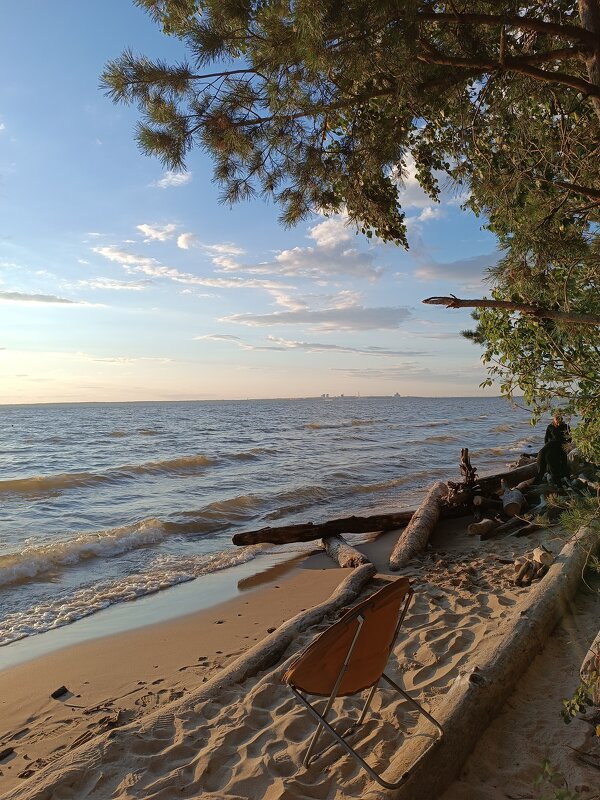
[304,418,378,431]
[0,545,266,646]
[0,519,166,588]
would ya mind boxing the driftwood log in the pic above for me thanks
[580,629,600,705]
[232,504,470,547]
[363,524,600,800]
[447,463,538,506]
[467,518,498,537]
[389,481,448,570]
[459,448,477,485]
[500,481,525,517]
[320,534,370,568]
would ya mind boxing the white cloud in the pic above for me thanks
[331,290,361,309]
[264,289,307,312]
[212,255,242,271]
[93,246,163,271]
[205,243,245,256]
[195,334,243,343]
[93,243,309,309]
[417,206,443,223]
[222,305,412,331]
[177,232,198,250]
[78,278,149,291]
[202,333,425,356]
[308,215,354,248]
[268,244,383,280]
[332,363,443,380]
[77,258,89,265]
[137,223,178,242]
[0,122,5,133]
[152,170,192,189]
[0,291,79,304]
[390,155,439,209]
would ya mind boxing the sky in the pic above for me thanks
[0,1,502,404]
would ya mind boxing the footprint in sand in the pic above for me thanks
[268,750,296,778]
[135,692,156,707]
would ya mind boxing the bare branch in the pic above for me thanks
[422,296,600,326]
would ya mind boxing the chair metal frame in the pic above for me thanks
[286,585,444,790]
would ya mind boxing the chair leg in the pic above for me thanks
[290,675,443,789]
[291,687,408,790]
[380,673,444,734]
[356,682,378,726]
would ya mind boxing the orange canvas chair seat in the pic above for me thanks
[282,578,443,789]
[283,578,411,696]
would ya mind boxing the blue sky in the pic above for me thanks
[0,1,501,403]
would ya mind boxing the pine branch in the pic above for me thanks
[423,296,600,326]
[416,11,599,48]
[416,46,600,98]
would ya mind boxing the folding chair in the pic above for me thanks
[281,578,443,789]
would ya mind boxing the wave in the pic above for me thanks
[470,447,506,458]
[413,419,450,428]
[265,485,331,520]
[0,545,268,647]
[507,438,538,453]
[0,471,106,497]
[226,447,274,461]
[424,435,458,443]
[0,519,166,588]
[117,453,216,476]
[171,495,266,534]
[304,418,378,431]
[348,468,449,496]
[0,454,216,498]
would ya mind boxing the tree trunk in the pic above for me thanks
[320,535,371,568]
[580,628,600,705]
[579,0,600,123]
[389,481,448,570]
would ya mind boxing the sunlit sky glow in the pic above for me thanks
[0,1,501,404]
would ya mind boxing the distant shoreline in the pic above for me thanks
[0,394,512,409]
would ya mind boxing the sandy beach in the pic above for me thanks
[1,518,599,800]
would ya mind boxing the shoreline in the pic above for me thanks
[0,549,348,795]
[0,548,316,671]
[2,519,598,799]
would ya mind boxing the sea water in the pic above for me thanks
[0,396,541,650]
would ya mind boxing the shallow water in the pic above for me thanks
[0,396,540,647]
